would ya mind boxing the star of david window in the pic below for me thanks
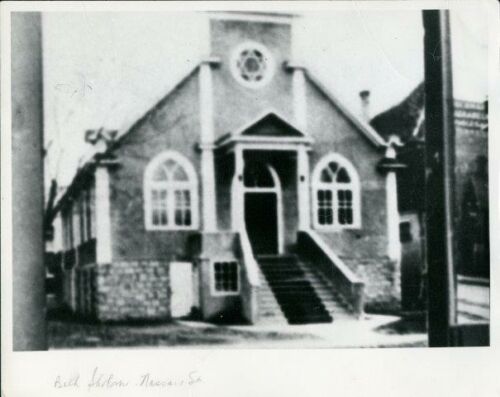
[230,42,275,88]
[237,49,267,82]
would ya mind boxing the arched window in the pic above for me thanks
[312,153,361,229]
[144,151,198,230]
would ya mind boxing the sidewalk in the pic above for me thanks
[457,277,490,324]
[185,314,427,348]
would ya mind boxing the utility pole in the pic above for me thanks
[12,12,47,350]
[423,10,457,347]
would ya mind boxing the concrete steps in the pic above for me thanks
[255,254,357,325]
[295,260,355,320]
[257,270,287,325]
[257,255,333,325]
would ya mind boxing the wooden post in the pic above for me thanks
[422,10,457,347]
[11,12,47,350]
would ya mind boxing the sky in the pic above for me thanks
[42,8,489,186]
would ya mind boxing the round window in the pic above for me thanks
[230,42,275,89]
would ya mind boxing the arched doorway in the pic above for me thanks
[243,161,283,255]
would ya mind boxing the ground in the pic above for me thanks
[457,276,490,323]
[47,276,488,349]
[48,311,428,349]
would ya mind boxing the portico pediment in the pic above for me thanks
[239,112,305,138]
[215,111,313,150]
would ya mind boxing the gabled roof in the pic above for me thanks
[303,70,388,148]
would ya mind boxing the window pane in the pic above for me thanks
[175,210,183,225]
[152,166,168,181]
[317,189,334,225]
[184,210,191,226]
[337,189,353,225]
[152,189,168,226]
[328,161,338,175]
[336,167,351,183]
[152,209,160,225]
[172,165,188,181]
[214,262,238,292]
[320,169,333,183]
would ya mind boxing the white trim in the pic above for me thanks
[234,162,284,255]
[412,108,425,137]
[225,143,312,155]
[95,167,112,264]
[225,135,312,145]
[297,146,311,230]
[208,11,295,25]
[266,165,284,255]
[199,62,217,231]
[229,41,276,89]
[231,146,244,231]
[210,259,241,297]
[306,230,362,283]
[386,171,401,263]
[200,150,217,231]
[143,150,199,231]
[199,63,214,145]
[311,153,361,230]
[292,68,307,131]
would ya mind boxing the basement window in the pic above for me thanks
[212,261,239,296]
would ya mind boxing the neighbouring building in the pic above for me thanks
[50,12,404,324]
[371,83,489,310]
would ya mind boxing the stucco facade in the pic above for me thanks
[54,12,401,324]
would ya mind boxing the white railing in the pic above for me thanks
[298,230,365,317]
[307,230,360,282]
[238,228,260,324]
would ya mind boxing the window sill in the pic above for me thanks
[210,290,240,297]
[313,224,362,232]
[145,225,199,231]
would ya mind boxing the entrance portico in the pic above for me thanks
[215,112,313,254]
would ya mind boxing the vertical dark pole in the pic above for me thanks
[12,12,47,350]
[423,10,457,347]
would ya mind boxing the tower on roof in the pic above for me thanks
[205,11,296,70]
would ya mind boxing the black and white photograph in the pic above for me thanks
[2,0,499,395]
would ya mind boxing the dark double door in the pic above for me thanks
[244,192,278,255]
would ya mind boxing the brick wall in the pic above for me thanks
[95,261,170,321]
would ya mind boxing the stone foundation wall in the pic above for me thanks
[95,261,171,321]
[343,257,401,313]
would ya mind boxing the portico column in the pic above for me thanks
[95,165,112,264]
[199,61,217,231]
[232,146,244,231]
[297,146,311,230]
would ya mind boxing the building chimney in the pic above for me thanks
[359,90,371,122]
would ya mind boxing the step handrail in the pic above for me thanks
[298,230,365,316]
[237,228,261,324]
[238,228,261,287]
